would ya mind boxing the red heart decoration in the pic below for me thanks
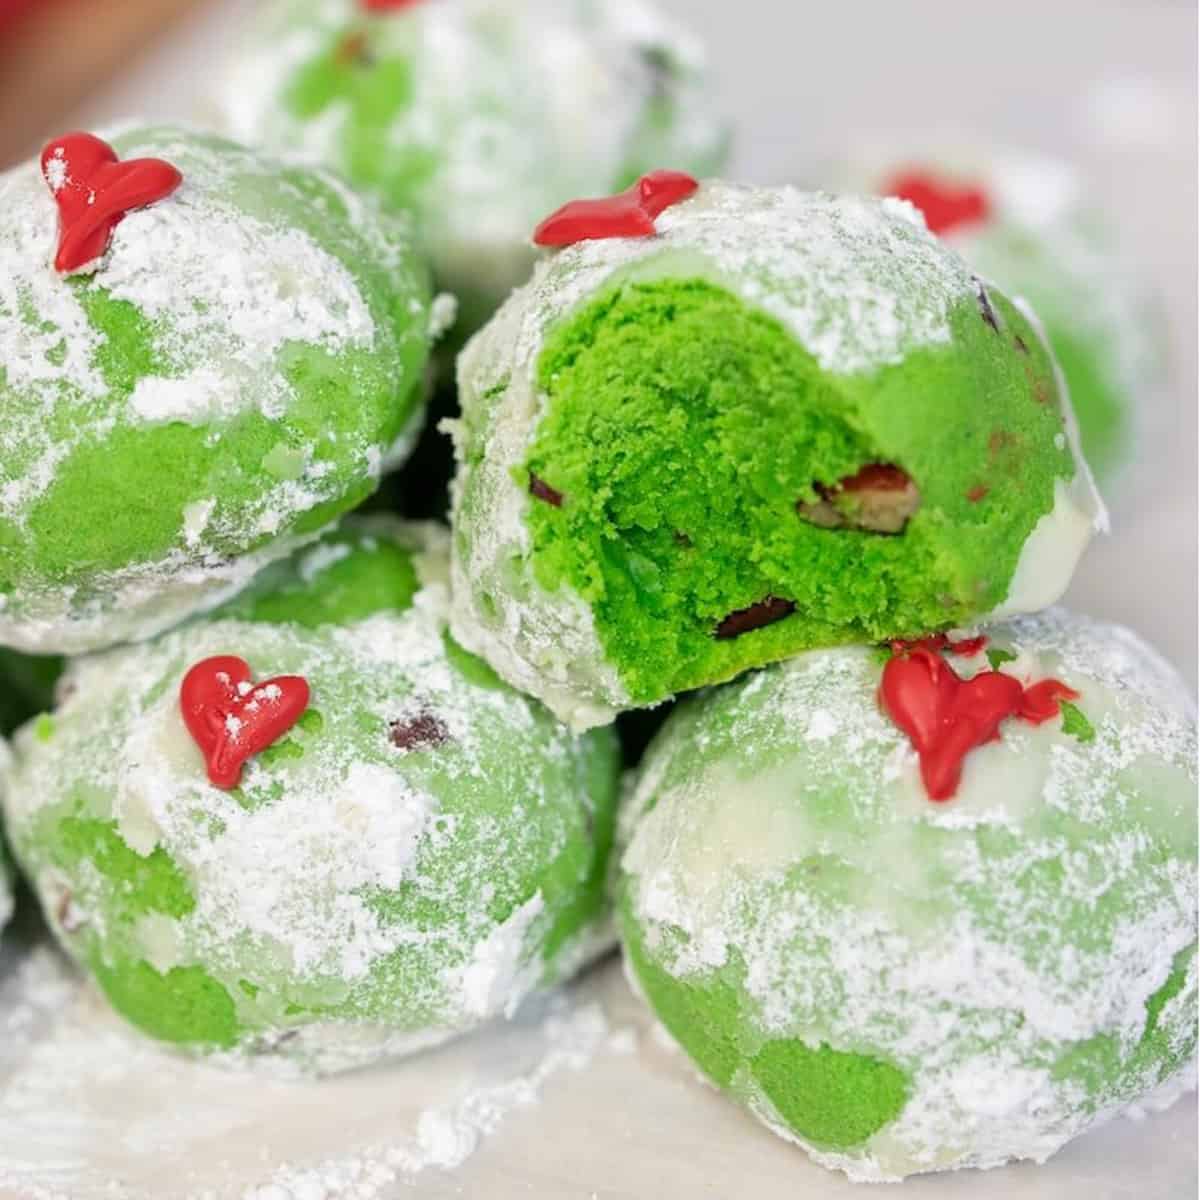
[533,170,699,248]
[180,656,310,790]
[41,132,183,275]
[883,170,991,238]
[891,632,989,658]
[1019,678,1079,723]
[879,646,1077,801]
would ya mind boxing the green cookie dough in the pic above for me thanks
[1,518,620,1073]
[215,0,729,344]
[0,126,434,655]
[844,148,1161,487]
[449,182,1105,729]
[618,609,1197,1180]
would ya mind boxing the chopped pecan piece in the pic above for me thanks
[797,463,920,534]
[529,473,564,507]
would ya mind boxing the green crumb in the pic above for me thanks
[523,277,1071,703]
[986,647,1018,670]
[33,713,55,742]
[1060,701,1096,744]
[298,708,324,734]
[257,737,306,768]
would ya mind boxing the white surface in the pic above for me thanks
[0,938,1196,1200]
[0,2,1196,1197]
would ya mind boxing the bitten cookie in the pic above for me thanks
[846,148,1159,486]
[449,180,1105,729]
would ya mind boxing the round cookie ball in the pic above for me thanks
[618,609,1197,1181]
[215,0,729,343]
[0,518,620,1074]
[836,148,1160,487]
[0,126,435,655]
[449,181,1105,729]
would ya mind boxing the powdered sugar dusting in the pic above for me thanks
[1,126,375,452]
[511,183,973,377]
[0,125,431,654]
[448,183,981,729]
[455,892,546,1020]
[0,942,614,1200]
[215,0,727,322]
[622,608,1196,1180]
[3,521,615,1075]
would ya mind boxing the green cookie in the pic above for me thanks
[216,0,729,346]
[0,126,434,654]
[2,518,620,1074]
[619,609,1196,1180]
[449,182,1104,729]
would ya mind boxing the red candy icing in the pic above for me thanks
[41,132,182,275]
[891,632,988,658]
[879,645,1078,802]
[884,170,991,237]
[360,0,424,8]
[533,170,699,248]
[180,656,310,790]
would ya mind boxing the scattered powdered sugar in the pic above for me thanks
[803,709,839,741]
[0,523,326,656]
[98,191,375,419]
[239,1001,609,1200]
[297,538,354,583]
[0,125,376,454]
[622,608,1197,1181]
[0,938,614,1200]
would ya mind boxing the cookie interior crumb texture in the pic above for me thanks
[450,184,1104,727]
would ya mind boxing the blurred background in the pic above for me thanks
[1,0,1196,682]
